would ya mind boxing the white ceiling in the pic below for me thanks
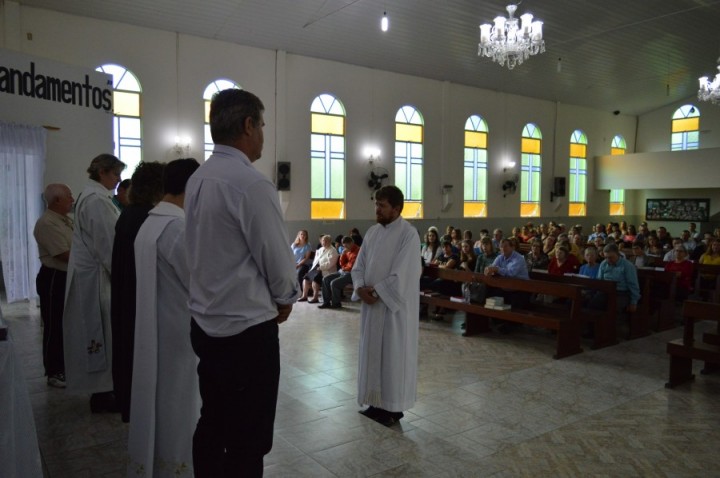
[18,0,720,115]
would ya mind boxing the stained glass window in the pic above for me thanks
[568,129,587,217]
[311,94,346,220]
[520,123,542,217]
[395,106,424,219]
[203,79,241,160]
[671,104,700,151]
[609,135,626,216]
[463,115,488,218]
[96,64,142,179]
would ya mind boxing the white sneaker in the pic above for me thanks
[47,373,66,388]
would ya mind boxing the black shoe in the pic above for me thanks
[359,406,382,419]
[374,410,404,427]
[90,392,120,414]
[318,303,332,309]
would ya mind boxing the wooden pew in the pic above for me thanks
[529,270,618,349]
[636,268,679,334]
[693,264,720,303]
[665,301,720,388]
[420,266,584,359]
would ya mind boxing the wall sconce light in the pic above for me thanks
[503,160,516,173]
[173,136,192,156]
[364,147,382,165]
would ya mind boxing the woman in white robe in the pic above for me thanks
[63,154,124,401]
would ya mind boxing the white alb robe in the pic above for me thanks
[63,179,119,393]
[127,202,199,478]
[352,217,421,412]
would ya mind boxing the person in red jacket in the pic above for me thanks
[319,236,360,309]
[664,246,694,301]
[548,246,579,276]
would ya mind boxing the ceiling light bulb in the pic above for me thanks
[381,12,389,32]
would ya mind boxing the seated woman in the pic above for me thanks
[578,246,600,278]
[421,227,441,265]
[525,239,549,272]
[664,246,694,301]
[698,239,720,295]
[291,230,313,289]
[298,235,338,303]
[450,228,463,249]
[645,235,664,259]
[548,246,579,276]
[429,240,460,319]
[458,240,477,272]
[474,237,498,274]
[623,225,637,245]
[543,235,557,256]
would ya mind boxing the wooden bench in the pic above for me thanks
[693,264,720,303]
[529,270,618,349]
[665,301,720,388]
[420,266,584,359]
[636,268,679,334]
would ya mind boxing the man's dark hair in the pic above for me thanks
[341,236,354,245]
[163,158,200,195]
[118,179,131,190]
[374,185,404,210]
[210,89,264,145]
[442,240,452,247]
[603,243,619,255]
[129,161,165,206]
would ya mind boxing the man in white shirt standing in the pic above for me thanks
[185,89,299,478]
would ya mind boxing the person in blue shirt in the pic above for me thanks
[589,243,640,313]
[484,238,530,313]
[578,245,600,279]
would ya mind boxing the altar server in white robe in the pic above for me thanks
[352,185,421,427]
[63,154,125,410]
[128,158,200,478]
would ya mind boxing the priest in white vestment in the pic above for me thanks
[352,185,421,427]
[63,154,125,408]
[128,158,200,478]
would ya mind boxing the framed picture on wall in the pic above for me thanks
[646,198,710,222]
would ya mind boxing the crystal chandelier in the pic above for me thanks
[478,4,545,70]
[698,58,720,105]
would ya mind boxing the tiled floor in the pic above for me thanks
[4,296,720,477]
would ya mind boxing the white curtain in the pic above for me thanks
[0,122,46,303]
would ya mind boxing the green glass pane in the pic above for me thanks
[395,164,407,196]
[330,135,345,153]
[464,167,474,200]
[531,173,540,201]
[395,142,405,158]
[410,165,423,200]
[411,143,423,160]
[477,169,487,201]
[464,148,474,161]
[311,157,325,198]
[521,171,530,201]
[330,160,344,198]
[477,149,487,164]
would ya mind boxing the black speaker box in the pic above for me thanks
[277,162,291,191]
[553,176,566,197]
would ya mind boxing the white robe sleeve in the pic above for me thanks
[351,241,367,301]
[83,194,118,274]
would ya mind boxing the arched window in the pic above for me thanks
[463,115,488,218]
[310,94,346,220]
[395,106,424,219]
[203,79,241,160]
[568,129,588,217]
[96,64,141,179]
[671,104,700,151]
[520,123,542,217]
[609,135,626,216]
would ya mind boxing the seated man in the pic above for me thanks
[319,236,359,309]
[663,238,684,262]
[589,244,640,313]
[485,238,530,309]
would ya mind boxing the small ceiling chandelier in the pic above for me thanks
[478,4,545,70]
[698,57,720,105]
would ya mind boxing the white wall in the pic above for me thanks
[2,2,647,239]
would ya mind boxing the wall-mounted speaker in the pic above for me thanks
[553,176,566,197]
[276,162,291,191]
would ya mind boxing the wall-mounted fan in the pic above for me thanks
[367,167,389,198]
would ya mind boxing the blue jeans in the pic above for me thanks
[321,271,353,306]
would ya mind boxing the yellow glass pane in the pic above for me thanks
[521,202,540,217]
[401,201,423,219]
[311,200,345,220]
[204,100,211,123]
[464,131,487,149]
[521,138,541,154]
[609,203,625,216]
[396,123,423,143]
[312,113,344,135]
[672,117,699,133]
[569,143,586,158]
[113,91,140,117]
[610,148,625,156]
[569,202,586,217]
[464,202,487,218]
